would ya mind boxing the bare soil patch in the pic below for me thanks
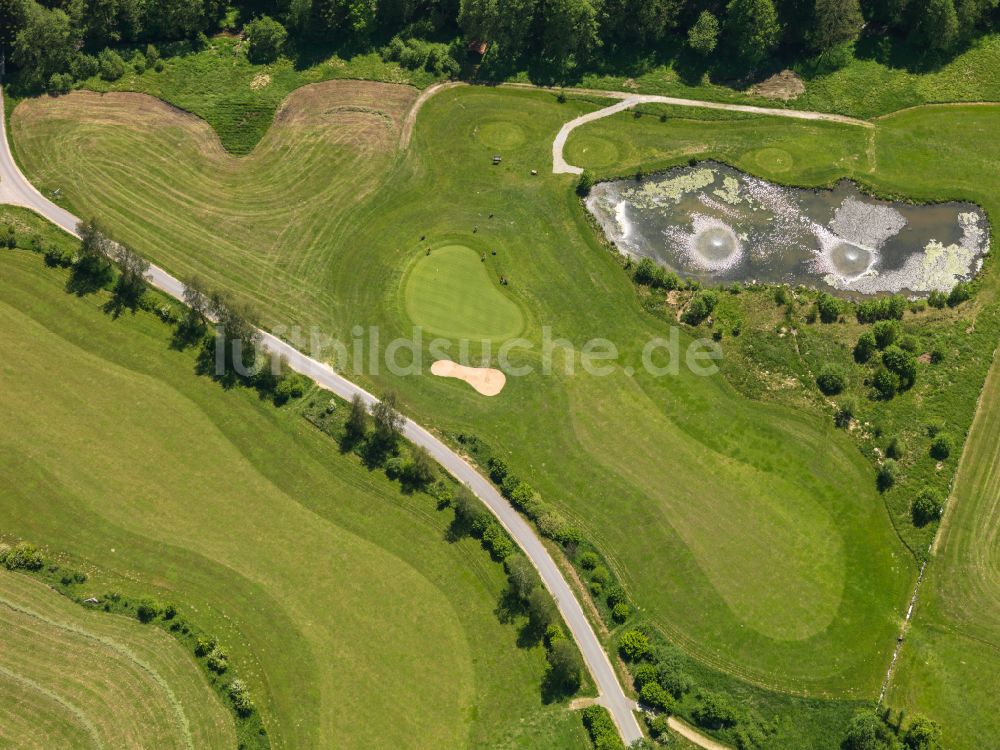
[749,70,806,101]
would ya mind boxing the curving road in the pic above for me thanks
[0,85,645,745]
[551,91,873,174]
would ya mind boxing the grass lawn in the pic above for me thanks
[8,80,916,750]
[0,569,234,749]
[884,355,1000,749]
[403,244,525,341]
[0,213,589,750]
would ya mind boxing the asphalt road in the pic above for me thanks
[0,85,645,745]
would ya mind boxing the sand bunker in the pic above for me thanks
[431,360,506,396]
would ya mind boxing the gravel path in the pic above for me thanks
[551,91,873,174]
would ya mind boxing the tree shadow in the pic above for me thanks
[65,265,111,297]
[170,319,207,351]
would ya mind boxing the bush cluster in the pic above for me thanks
[633,257,681,291]
[382,37,461,77]
[580,705,623,750]
[489,455,581,545]
[1,541,46,571]
[681,290,719,326]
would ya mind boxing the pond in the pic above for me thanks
[585,163,990,296]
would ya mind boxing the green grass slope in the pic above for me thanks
[9,82,913,715]
[885,355,1000,749]
[0,225,587,750]
[0,569,235,749]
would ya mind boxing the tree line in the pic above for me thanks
[3,0,998,92]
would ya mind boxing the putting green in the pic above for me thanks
[565,134,621,169]
[475,120,527,149]
[404,245,524,341]
[745,147,794,172]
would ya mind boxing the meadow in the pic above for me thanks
[884,357,1000,749]
[0,210,589,750]
[0,568,234,749]
[9,77,918,750]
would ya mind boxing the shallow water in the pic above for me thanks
[586,163,990,296]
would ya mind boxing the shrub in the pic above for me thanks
[873,367,900,399]
[618,629,650,661]
[947,281,971,307]
[927,290,947,309]
[2,541,45,571]
[70,53,99,79]
[886,436,904,459]
[590,565,610,585]
[816,292,840,323]
[930,434,952,460]
[816,364,847,395]
[384,456,404,479]
[48,72,73,94]
[882,345,917,390]
[487,456,509,483]
[648,713,670,738]
[500,473,521,498]
[611,602,629,623]
[605,585,627,608]
[482,522,514,560]
[911,489,944,526]
[206,645,229,673]
[195,635,217,657]
[657,659,693,698]
[580,706,622,750]
[632,663,658,688]
[274,374,306,404]
[854,331,877,362]
[872,320,899,349]
[228,679,255,716]
[930,347,946,364]
[639,681,673,712]
[131,52,146,73]
[402,446,435,486]
[0,224,15,248]
[773,286,791,306]
[145,44,160,65]
[903,715,942,750]
[692,691,739,729]
[97,49,126,81]
[135,597,161,623]
[682,290,718,325]
[578,550,599,570]
[835,398,857,428]
[546,638,583,692]
[877,459,898,492]
[246,15,287,63]
[857,294,907,323]
[899,334,920,353]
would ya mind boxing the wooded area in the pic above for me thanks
[2,0,998,91]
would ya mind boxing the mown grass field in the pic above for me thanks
[885,354,1000,749]
[0,217,588,750]
[0,569,234,749]
[9,79,915,747]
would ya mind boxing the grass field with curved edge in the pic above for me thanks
[0,569,235,750]
[404,244,524,341]
[884,356,1000,749]
[14,83,975,748]
[0,228,588,750]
